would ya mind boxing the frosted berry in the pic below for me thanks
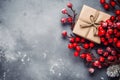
[101,22,107,28]
[88,68,95,73]
[67,2,73,8]
[97,48,103,55]
[108,56,114,61]
[106,46,112,52]
[62,31,67,37]
[61,18,67,23]
[93,60,101,67]
[111,50,116,56]
[69,37,75,43]
[86,56,92,62]
[103,51,109,57]
[61,8,67,14]
[116,22,120,30]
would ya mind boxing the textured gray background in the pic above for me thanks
[0,0,113,80]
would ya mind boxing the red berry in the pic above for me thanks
[106,32,110,39]
[99,56,105,62]
[115,10,120,15]
[76,46,81,52]
[116,22,120,30]
[69,37,75,43]
[110,1,116,7]
[108,56,114,61]
[97,48,103,55]
[114,29,118,34]
[106,46,112,52]
[98,26,103,31]
[81,38,85,43]
[107,28,113,35]
[86,56,92,62]
[68,44,73,49]
[110,16,115,21]
[108,38,113,43]
[62,31,67,37]
[116,16,120,21]
[89,42,95,48]
[113,37,118,43]
[73,43,78,48]
[100,0,105,4]
[75,37,80,42]
[93,60,101,67]
[67,17,73,23]
[88,68,95,73]
[98,29,106,36]
[61,18,67,23]
[104,41,108,46]
[101,22,108,28]
[103,51,109,57]
[106,19,112,24]
[61,8,67,14]
[111,50,116,56]
[67,2,73,8]
[116,41,120,48]
[100,37,106,42]
[74,51,79,57]
[83,43,89,49]
[104,3,110,10]
[80,53,86,59]
[115,32,120,37]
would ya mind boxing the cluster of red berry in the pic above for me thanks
[100,0,120,16]
[61,2,120,73]
[98,18,120,48]
[61,2,77,30]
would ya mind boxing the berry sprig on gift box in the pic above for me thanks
[61,2,120,75]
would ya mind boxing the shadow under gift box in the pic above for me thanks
[73,5,111,44]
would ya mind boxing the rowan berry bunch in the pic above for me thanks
[61,2,77,30]
[100,0,120,16]
[61,2,120,73]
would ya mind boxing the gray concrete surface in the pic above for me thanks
[0,0,113,80]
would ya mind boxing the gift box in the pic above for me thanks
[73,5,111,44]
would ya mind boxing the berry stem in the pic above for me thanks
[70,7,77,30]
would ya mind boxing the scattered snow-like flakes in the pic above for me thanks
[49,58,65,76]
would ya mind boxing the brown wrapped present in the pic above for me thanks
[73,5,111,44]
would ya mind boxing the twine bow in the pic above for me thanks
[80,11,101,37]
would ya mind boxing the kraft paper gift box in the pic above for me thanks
[73,5,111,44]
